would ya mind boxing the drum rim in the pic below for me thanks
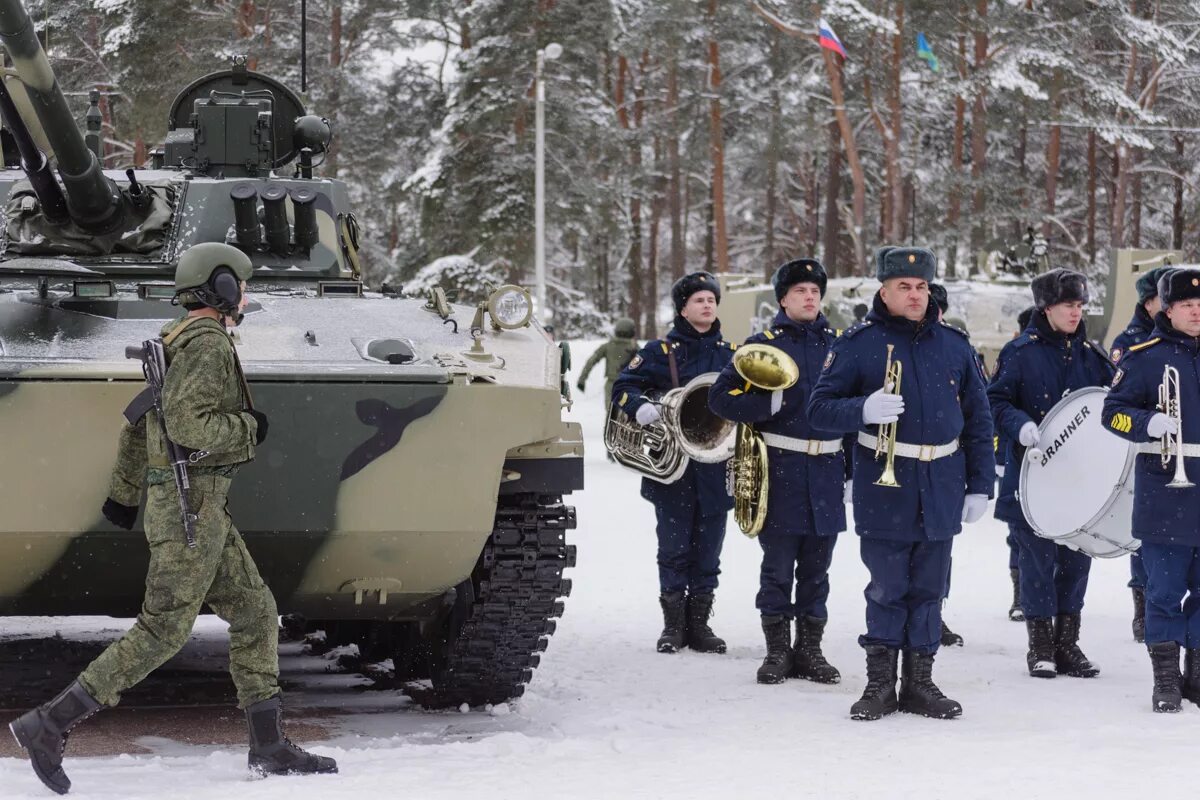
[1018,386,1136,546]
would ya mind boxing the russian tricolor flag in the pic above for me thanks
[817,18,847,60]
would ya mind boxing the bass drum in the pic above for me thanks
[1018,386,1139,558]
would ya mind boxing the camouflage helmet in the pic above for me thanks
[614,317,636,338]
[175,242,253,292]
[174,242,253,315]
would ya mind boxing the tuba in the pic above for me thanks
[729,344,800,536]
[1158,364,1194,489]
[605,372,736,484]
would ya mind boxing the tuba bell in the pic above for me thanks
[728,344,800,536]
[605,372,736,484]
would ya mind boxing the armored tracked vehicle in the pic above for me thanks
[0,0,580,708]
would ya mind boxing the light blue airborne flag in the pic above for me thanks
[917,32,939,72]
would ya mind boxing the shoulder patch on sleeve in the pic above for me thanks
[1110,347,1123,363]
[628,354,643,370]
[823,351,836,370]
[1129,337,1161,353]
[1112,368,1124,387]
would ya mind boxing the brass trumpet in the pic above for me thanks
[1157,364,1194,489]
[729,344,800,536]
[874,343,903,488]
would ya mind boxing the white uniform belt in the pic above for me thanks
[857,432,959,462]
[1137,442,1200,458]
[759,432,843,456]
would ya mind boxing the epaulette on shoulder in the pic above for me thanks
[1129,337,1161,353]
[840,320,872,339]
[721,340,738,350]
[1009,332,1038,349]
[938,320,970,339]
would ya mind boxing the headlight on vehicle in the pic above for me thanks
[487,285,533,330]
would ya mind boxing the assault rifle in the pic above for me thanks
[124,339,199,548]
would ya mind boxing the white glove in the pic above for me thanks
[1148,413,1179,439]
[1018,421,1040,448]
[862,387,905,425]
[995,465,1005,478]
[962,494,989,524]
[843,479,853,505]
[635,404,661,427]
[770,390,784,416]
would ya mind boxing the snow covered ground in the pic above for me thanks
[1,339,1195,798]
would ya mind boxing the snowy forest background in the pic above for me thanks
[31,0,1200,336]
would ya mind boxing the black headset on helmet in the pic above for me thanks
[182,267,244,322]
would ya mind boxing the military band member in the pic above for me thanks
[988,269,1112,681]
[1102,267,1200,712]
[9,244,336,796]
[1109,265,1172,643]
[809,247,994,721]
[709,259,847,685]
[612,272,736,654]
[998,305,1038,624]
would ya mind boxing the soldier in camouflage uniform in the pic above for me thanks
[9,243,337,795]
[576,317,639,407]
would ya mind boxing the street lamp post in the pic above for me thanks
[535,42,562,325]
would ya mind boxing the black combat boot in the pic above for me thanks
[1025,617,1057,678]
[9,680,104,795]
[1008,569,1024,622]
[657,592,687,653]
[1054,613,1100,678]
[1148,642,1182,713]
[756,615,793,684]
[685,592,727,653]
[1132,588,1146,643]
[246,695,338,776]
[939,620,964,647]
[1183,648,1200,705]
[898,650,962,719]
[791,616,840,684]
[849,646,899,721]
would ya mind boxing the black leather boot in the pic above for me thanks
[898,650,962,719]
[1183,647,1200,705]
[1025,617,1057,678]
[791,615,840,683]
[1132,587,1146,644]
[9,680,104,795]
[1054,613,1100,678]
[1008,569,1024,622]
[756,615,793,684]
[685,592,726,653]
[849,646,899,721]
[939,620,964,647]
[657,592,687,653]
[246,695,338,776]
[1149,641,1182,713]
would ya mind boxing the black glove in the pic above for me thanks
[248,410,269,445]
[102,498,138,531]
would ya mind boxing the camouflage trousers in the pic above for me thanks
[79,473,280,709]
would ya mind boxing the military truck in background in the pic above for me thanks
[0,0,580,708]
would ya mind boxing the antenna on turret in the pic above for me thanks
[301,0,308,93]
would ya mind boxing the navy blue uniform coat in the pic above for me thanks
[708,310,849,537]
[807,294,994,540]
[1109,304,1155,364]
[612,317,736,516]
[1102,317,1200,547]
[988,313,1116,525]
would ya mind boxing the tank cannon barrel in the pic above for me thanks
[0,78,66,222]
[0,0,121,230]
